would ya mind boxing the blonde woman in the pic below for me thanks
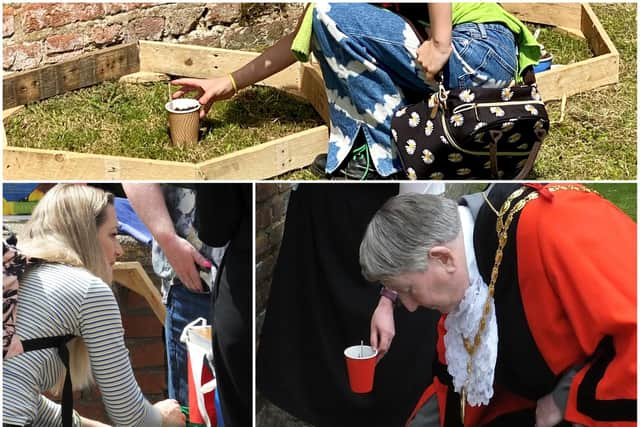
[3,184,185,427]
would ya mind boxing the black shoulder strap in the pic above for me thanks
[22,335,76,427]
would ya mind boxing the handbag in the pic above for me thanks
[391,76,550,180]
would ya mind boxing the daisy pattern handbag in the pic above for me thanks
[391,80,549,180]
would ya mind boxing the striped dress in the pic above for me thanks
[3,264,162,426]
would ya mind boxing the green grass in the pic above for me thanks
[531,4,637,180]
[5,82,323,163]
[587,183,637,221]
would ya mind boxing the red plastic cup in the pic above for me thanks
[344,344,378,393]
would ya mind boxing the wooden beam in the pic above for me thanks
[113,262,165,325]
[138,41,301,92]
[300,64,330,124]
[196,125,328,179]
[3,146,200,180]
[502,3,583,33]
[536,53,619,101]
[3,43,139,109]
[581,3,618,57]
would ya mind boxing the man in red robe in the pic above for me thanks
[360,183,636,426]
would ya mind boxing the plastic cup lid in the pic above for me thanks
[166,98,201,113]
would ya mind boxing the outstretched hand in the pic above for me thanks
[370,296,396,362]
[171,77,235,118]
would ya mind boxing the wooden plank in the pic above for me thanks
[502,3,583,33]
[536,53,619,101]
[3,146,200,180]
[581,3,618,57]
[196,125,328,179]
[300,64,329,124]
[3,43,139,109]
[113,262,165,325]
[138,41,301,92]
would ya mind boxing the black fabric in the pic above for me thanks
[391,85,549,180]
[195,184,249,248]
[576,336,637,421]
[473,184,558,400]
[198,184,252,427]
[22,335,76,427]
[443,387,463,427]
[257,184,440,427]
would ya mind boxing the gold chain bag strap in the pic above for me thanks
[459,184,597,422]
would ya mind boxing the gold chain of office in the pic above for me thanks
[460,184,598,422]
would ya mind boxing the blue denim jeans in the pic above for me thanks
[445,22,517,89]
[311,4,517,176]
[164,282,211,405]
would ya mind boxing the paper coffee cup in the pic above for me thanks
[165,98,201,146]
[344,344,377,393]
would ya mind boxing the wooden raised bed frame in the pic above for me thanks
[3,3,618,180]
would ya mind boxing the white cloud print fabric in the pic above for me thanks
[311,3,432,177]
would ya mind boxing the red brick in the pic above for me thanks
[103,3,152,15]
[120,287,153,311]
[22,3,105,32]
[255,204,272,230]
[3,7,15,37]
[128,16,164,41]
[90,24,123,46]
[206,3,242,24]
[256,183,277,202]
[3,42,42,71]
[134,368,167,395]
[122,312,163,338]
[128,339,165,369]
[75,398,108,423]
[45,33,84,54]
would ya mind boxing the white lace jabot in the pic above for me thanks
[443,205,498,406]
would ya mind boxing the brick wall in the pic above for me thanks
[3,2,303,72]
[255,183,293,318]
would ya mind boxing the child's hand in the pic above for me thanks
[171,77,235,118]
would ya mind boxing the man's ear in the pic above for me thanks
[428,246,456,273]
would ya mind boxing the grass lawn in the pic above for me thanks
[588,183,637,221]
[4,83,323,163]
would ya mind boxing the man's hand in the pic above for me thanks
[535,393,563,427]
[370,296,395,362]
[159,232,211,292]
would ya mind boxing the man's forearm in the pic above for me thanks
[121,183,176,247]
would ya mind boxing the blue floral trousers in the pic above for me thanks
[311,3,517,176]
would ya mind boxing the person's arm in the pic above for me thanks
[79,278,184,427]
[122,183,209,291]
[416,4,452,82]
[171,7,306,117]
[370,291,396,361]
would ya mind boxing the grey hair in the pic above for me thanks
[359,193,461,282]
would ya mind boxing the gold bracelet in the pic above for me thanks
[227,72,239,94]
